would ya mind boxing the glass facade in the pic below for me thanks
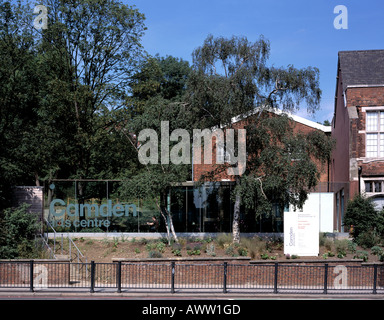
[169,182,284,233]
[45,180,284,233]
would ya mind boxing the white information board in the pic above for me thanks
[284,209,319,257]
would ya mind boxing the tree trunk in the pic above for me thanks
[160,190,178,244]
[35,172,40,187]
[232,176,241,244]
[232,191,241,244]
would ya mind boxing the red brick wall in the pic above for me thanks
[193,113,330,183]
[0,261,70,287]
[331,74,350,186]
[347,86,384,107]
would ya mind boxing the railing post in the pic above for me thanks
[117,261,122,293]
[171,262,175,294]
[223,262,227,293]
[373,264,378,294]
[90,261,95,293]
[29,260,34,292]
[274,263,278,294]
[61,234,63,255]
[323,263,328,294]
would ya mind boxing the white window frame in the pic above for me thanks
[365,109,384,158]
[362,178,384,195]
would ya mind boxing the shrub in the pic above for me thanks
[319,232,327,247]
[216,233,232,248]
[237,247,248,257]
[344,194,384,240]
[335,239,348,257]
[225,245,235,256]
[260,253,269,260]
[348,240,357,254]
[371,246,383,256]
[172,243,182,256]
[148,250,163,258]
[356,230,381,249]
[240,237,266,259]
[205,243,216,256]
[173,249,182,256]
[0,204,42,259]
[187,249,200,256]
[354,250,369,262]
[156,242,166,253]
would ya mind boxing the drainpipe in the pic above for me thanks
[358,166,362,194]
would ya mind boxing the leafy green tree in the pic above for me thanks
[0,0,146,209]
[344,194,384,241]
[118,55,192,243]
[0,0,42,207]
[36,0,146,189]
[0,204,41,258]
[187,34,333,242]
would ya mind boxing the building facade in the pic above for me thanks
[331,50,384,230]
[168,111,333,234]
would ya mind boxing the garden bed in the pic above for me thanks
[58,233,384,264]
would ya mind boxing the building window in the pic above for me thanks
[364,180,384,193]
[366,111,384,157]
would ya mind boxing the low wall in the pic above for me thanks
[0,259,70,287]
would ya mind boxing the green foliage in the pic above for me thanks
[216,234,233,248]
[335,239,349,258]
[205,243,216,257]
[344,194,384,241]
[237,247,248,257]
[371,246,383,256]
[354,250,369,262]
[260,253,269,260]
[187,243,202,256]
[148,250,163,258]
[0,204,41,258]
[356,230,381,249]
[0,0,146,208]
[188,34,332,241]
[348,240,357,254]
[156,242,166,253]
[225,245,235,256]
[240,237,267,259]
[172,249,182,257]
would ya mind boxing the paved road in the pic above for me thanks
[0,290,383,300]
[0,291,379,320]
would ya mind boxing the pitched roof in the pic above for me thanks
[230,108,331,133]
[338,50,384,92]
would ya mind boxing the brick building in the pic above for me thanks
[331,50,384,230]
[169,110,332,234]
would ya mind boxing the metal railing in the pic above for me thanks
[0,261,383,294]
[43,219,87,264]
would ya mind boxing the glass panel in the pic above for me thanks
[381,112,384,131]
[170,187,186,232]
[367,133,378,157]
[365,182,372,192]
[367,111,378,131]
[375,182,382,193]
[380,134,384,157]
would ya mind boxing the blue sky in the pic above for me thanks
[127,0,384,124]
